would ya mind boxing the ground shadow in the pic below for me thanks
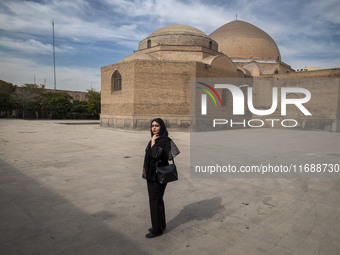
[0,159,150,255]
[166,197,224,232]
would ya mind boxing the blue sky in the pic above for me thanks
[0,0,339,91]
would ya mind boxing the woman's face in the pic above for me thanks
[151,121,161,135]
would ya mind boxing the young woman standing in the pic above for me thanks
[142,118,171,238]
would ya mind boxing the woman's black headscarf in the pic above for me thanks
[150,118,171,159]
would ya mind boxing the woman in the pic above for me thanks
[142,118,171,238]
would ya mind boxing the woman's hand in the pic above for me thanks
[142,168,146,179]
[151,134,159,147]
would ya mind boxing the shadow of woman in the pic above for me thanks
[166,197,224,232]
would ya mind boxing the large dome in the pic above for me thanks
[209,20,281,61]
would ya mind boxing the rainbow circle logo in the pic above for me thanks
[196,82,222,106]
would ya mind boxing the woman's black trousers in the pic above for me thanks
[147,180,167,234]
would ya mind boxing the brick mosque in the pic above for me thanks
[100,20,340,131]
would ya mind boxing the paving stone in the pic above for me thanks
[0,119,339,255]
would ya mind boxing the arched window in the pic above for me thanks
[147,40,151,48]
[112,71,122,92]
[209,40,212,50]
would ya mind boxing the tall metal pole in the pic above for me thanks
[52,20,56,90]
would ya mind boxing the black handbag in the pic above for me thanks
[156,158,178,184]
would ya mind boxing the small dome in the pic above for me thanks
[148,24,207,38]
[210,20,281,61]
[242,62,264,77]
[118,53,158,63]
[202,55,236,72]
[139,24,217,52]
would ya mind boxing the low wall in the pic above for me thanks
[100,115,191,130]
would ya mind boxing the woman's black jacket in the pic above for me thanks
[143,137,171,182]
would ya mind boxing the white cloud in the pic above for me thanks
[103,0,234,33]
[0,37,73,54]
[0,52,100,91]
[280,38,340,58]
[0,0,339,91]
[303,0,340,25]
[0,0,139,46]
[0,0,145,43]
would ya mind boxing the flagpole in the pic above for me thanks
[52,20,56,90]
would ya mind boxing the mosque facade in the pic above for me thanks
[100,20,340,131]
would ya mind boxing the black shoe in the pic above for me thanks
[148,227,165,233]
[145,232,162,238]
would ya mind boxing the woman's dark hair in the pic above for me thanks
[150,118,168,137]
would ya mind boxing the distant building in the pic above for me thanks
[10,87,89,119]
[36,84,45,89]
[297,66,324,72]
[58,89,88,102]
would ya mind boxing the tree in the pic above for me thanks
[0,80,16,93]
[0,92,15,117]
[26,101,42,119]
[41,92,72,119]
[0,80,17,117]
[86,89,101,118]
[71,100,88,119]
[14,84,44,118]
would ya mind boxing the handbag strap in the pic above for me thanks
[170,151,175,165]
[155,153,175,167]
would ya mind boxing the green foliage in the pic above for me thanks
[86,89,101,116]
[26,101,41,112]
[0,80,16,117]
[14,83,44,118]
[0,92,15,112]
[70,100,89,119]
[0,80,16,93]
[0,79,101,119]
[41,92,72,119]
[71,100,88,114]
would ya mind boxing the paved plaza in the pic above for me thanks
[0,119,340,255]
